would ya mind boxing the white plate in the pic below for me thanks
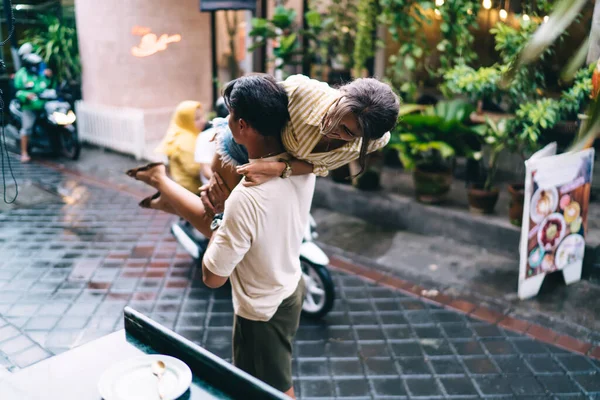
[555,234,585,269]
[530,187,558,224]
[98,354,192,400]
[537,213,567,252]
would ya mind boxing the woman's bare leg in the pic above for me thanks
[149,194,177,215]
[134,154,241,237]
[135,165,213,236]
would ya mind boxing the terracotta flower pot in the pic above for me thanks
[508,183,525,226]
[467,185,499,214]
[413,166,453,204]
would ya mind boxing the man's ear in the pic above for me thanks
[238,118,250,136]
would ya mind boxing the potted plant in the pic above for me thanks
[249,6,300,77]
[391,100,480,204]
[442,64,503,115]
[467,117,508,214]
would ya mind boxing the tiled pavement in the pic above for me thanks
[1,153,600,398]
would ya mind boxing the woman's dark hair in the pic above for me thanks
[223,74,290,138]
[325,78,400,175]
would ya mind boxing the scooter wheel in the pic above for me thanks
[301,259,335,319]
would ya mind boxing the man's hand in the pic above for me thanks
[199,173,230,217]
[44,69,53,78]
[236,161,285,187]
[26,93,37,101]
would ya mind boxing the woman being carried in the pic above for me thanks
[127,74,400,237]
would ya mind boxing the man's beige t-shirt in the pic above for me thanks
[203,155,315,321]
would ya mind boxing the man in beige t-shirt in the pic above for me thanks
[201,75,313,399]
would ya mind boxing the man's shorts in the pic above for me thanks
[232,278,305,392]
[20,110,36,137]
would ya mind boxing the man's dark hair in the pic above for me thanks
[223,74,290,137]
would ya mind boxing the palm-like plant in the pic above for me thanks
[22,15,81,84]
[505,0,597,151]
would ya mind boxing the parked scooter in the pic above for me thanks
[5,87,80,160]
[171,101,335,318]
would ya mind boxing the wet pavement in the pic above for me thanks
[0,148,600,398]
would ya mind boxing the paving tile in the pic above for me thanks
[475,375,513,395]
[463,357,499,374]
[493,356,532,375]
[11,346,52,368]
[526,356,564,373]
[572,373,600,393]
[482,339,517,355]
[299,360,329,377]
[556,354,598,372]
[362,357,396,376]
[0,325,20,343]
[511,338,550,354]
[443,324,475,339]
[335,378,371,397]
[405,377,443,396]
[0,332,34,356]
[297,341,326,358]
[24,316,59,330]
[328,341,359,358]
[538,375,584,395]
[397,357,431,376]
[510,375,546,396]
[372,377,407,396]
[429,358,465,375]
[330,359,363,376]
[440,376,479,395]
[390,342,424,357]
[453,340,485,356]
[300,379,334,397]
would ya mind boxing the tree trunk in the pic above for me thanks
[587,0,600,64]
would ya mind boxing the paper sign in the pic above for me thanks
[518,143,594,299]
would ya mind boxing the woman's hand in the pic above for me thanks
[199,173,230,217]
[236,162,284,187]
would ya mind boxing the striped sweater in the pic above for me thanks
[280,74,390,177]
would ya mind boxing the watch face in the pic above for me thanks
[210,219,220,231]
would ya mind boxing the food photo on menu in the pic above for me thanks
[525,151,593,278]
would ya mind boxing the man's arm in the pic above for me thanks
[202,230,228,288]
[201,190,255,289]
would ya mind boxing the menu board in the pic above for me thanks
[518,143,595,299]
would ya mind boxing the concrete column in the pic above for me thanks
[75,0,212,159]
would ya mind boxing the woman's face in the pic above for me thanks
[194,108,206,131]
[324,112,362,142]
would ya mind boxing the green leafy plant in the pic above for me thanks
[390,99,482,171]
[559,64,593,120]
[515,98,561,145]
[352,0,377,77]
[22,15,81,83]
[442,64,503,111]
[490,21,551,110]
[380,0,431,102]
[305,0,359,72]
[436,0,480,74]
[249,6,300,74]
[475,117,511,191]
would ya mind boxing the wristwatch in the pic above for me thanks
[279,158,292,179]
[210,213,224,231]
